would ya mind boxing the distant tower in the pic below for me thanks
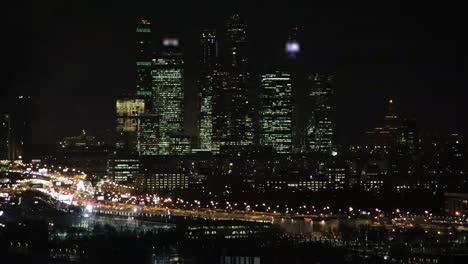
[384,98,401,132]
[152,37,185,155]
[283,26,306,153]
[285,27,300,59]
[137,113,159,156]
[115,98,145,151]
[0,114,12,160]
[3,95,34,161]
[306,73,335,154]
[224,14,248,72]
[259,72,293,153]
[135,19,153,109]
[365,98,403,149]
[198,29,218,151]
[212,14,253,153]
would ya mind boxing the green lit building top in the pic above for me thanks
[136,19,153,109]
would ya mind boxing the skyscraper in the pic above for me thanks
[115,98,145,151]
[306,73,335,154]
[259,72,293,153]
[0,114,12,160]
[283,27,307,154]
[135,19,153,109]
[1,95,34,161]
[212,14,253,153]
[137,113,159,156]
[225,14,248,72]
[285,27,301,60]
[198,29,218,151]
[152,37,185,155]
[210,71,230,153]
[366,99,403,149]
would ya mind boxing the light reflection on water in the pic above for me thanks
[58,215,175,232]
[273,218,372,236]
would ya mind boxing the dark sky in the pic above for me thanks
[4,1,467,145]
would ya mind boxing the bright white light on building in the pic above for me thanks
[285,41,300,58]
[77,181,85,192]
[85,204,93,213]
[162,38,179,46]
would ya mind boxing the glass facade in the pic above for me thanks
[198,29,217,151]
[152,40,185,155]
[137,114,159,156]
[306,73,335,154]
[115,98,145,151]
[211,14,253,153]
[116,99,145,133]
[259,72,293,154]
[136,19,153,108]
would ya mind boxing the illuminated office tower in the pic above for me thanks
[115,98,145,150]
[259,72,293,153]
[170,134,192,155]
[152,38,185,155]
[137,114,159,156]
[306,73,335,154]
[135,19,153,109]
[210,71,230,153]
[213,14,253,152]
[198,29,218,151]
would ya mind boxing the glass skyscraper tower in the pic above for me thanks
[306,73,335,154]
[259,72,293,153]
[198,29,218,151]
[211,14,253,153]
[152,38,185,155]
[136,19,153,109]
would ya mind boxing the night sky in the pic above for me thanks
[4,2,467,145]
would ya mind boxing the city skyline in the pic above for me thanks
[2,4,468,263]
[3,3,465,146]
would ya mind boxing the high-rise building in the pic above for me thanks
[397,118,419,156]
[210,71,230,153]
[198,29,218,151]
[137,113,159,156]
[212,14,253,153]
[306,73,335,154]
[0,114,12,160]
[366,99,403,149]
[282,27,307,154]
[152,37,185,155]
[259,72,293,153]
[115,98,145,151]
[224,14,248,72]
[285,27,300,60]
[1,95,34,161]
[136,19,154,109]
